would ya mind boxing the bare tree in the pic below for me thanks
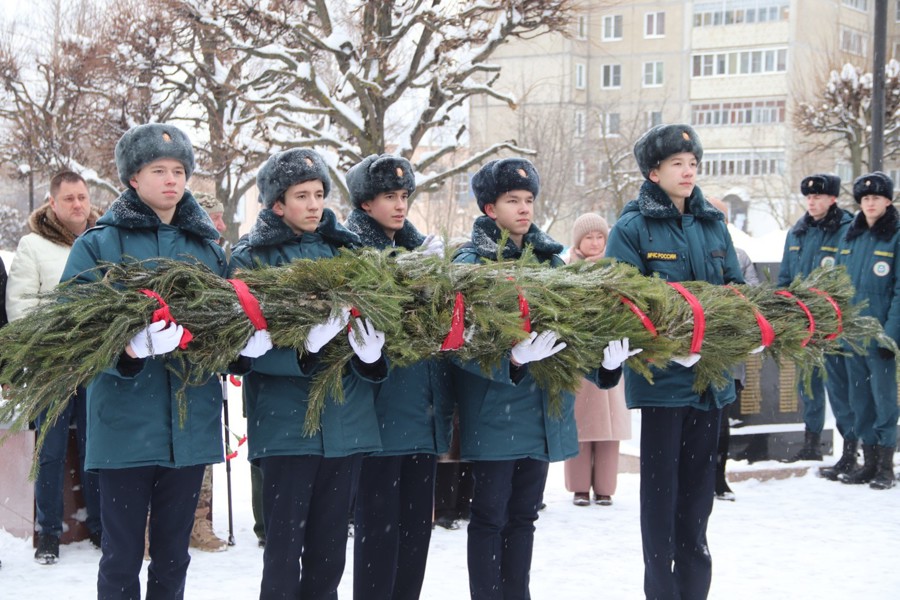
[192,0,577,205]
[794,60,900,179]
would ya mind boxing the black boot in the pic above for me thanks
[782,430,823,463]
[819,438,858,481]
[840,444,877,484]
[869,445,896,490]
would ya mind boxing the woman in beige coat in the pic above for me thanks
[564,213,631,506]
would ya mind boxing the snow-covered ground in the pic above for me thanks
[2,387,898,599]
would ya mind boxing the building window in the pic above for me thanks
[602,64,622,88]
[575,160,586,186]
[602,14,623,41]
[698,151,785,177]
[842,0,868,11]
[575,62,586,90]
[647,111,663,127]
[643,61,664,86]
[693,0,789,27]
[576,15,589,39]
[691,99,786,126]
[840,27,867,56]
[691,48,787,77]
[645,11,666,37]
[896,0,900,21]
[454,172,471,204]
[574,111,586,138]
[601,113,621,136]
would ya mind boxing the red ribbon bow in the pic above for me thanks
[228,279,268,330]
[667,282,706,354]
[809,287,843,340]
[726,286,775,348]
[440,292,466,351]
[139,289,193,349]
[774,290,815,347]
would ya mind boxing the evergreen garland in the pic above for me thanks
[0,249,892,448]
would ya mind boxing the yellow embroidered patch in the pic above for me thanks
[647,252,677,260]
[874,250,894,258]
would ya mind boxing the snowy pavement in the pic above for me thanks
[2,393,898,599]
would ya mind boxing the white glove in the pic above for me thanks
[749,345,766,355]
[601,337,643,370]
[348,318,385,364]
[129,320,183,359]
[510,330,567,366]
[304,308,351,354]
[419,234,444,257]
[240,329,273,358]
[671,353,702,368]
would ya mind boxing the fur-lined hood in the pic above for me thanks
[96,188,220,241]
[464,215,563,261]
[623,180,722,221]
[28,202,101,247]
[846,204,900,242]
[791,203,852,237]
[246,207,359,249]
[344,208,425,251]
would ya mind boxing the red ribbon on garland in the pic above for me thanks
[667,282,706,354]
[440,292,466,351]
[774,290,815,347]
[619,296,658,337]
[139,289,193,349]
[809,287,843,340]
[515,289,532,333]
[227,279,268,330]
[725,286,775,348]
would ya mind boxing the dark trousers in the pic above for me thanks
[640,405,720,600]
[434,461,473,521]
[797,355,853,437]
[34,387,101,537]
[260,454,360,600]
[250,461,265,542]
[353,454,437,600]
[97,465,205,600]
[467,458,549,600]
[847,349,899,447]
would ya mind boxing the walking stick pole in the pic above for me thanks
[221,374,236,546]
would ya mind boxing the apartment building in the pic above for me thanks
[469,0,900,237]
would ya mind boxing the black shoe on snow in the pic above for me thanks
[34,534,59,565]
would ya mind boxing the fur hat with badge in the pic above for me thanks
[115,123,195,189]
[633,124,703,179]
[257,148,332,208]
[194,191,224,214]
[801,173,841,197]
[853,171,894,203]
[471,158,540,213]
[346,154,416,208]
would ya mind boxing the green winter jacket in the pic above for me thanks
[605,180,744,410]
[344,209,453,455]
[229,208,384,459]
[60,189,227,470]
[778,204,853,286]
[450,216,619,462]
[837,206,900,343]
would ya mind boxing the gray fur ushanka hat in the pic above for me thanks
[853,171,894,203]
[346,154,416,208]
[256,148,332,208]
[471,158,540,213]
[633,124,703,179]
[115,123,195,188]
[801,174,841,197]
